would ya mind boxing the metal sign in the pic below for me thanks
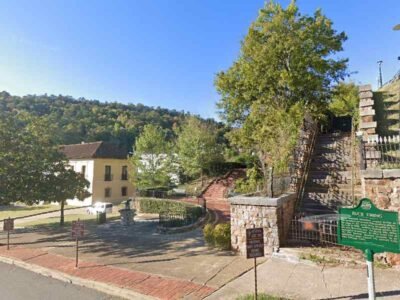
[246,228,264,259]
[338,198,400,254]
[3,218,14,231]
[71,220,84,238]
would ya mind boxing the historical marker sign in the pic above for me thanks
[3,218,14,231]
[246,228,264,259]
[338,198,400,254]
[71,220,84,238]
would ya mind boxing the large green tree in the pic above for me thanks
[176,117,223,183]
[215,1,348,189]
[0,112,89,225]
[129,124,174,190]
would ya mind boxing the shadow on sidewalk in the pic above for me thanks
[318,289,400,299]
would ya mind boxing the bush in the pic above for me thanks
[203,224,215,246]
[214,223,231,250]
[137,198,186,214]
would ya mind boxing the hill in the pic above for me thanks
[374,75,400,136]
[0,91,221,150]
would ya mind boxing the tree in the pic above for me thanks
[215,1,348,190]
[329,82,359,120]
[129,124,174,190]
[0,112,90,225]
[176,117,223,184]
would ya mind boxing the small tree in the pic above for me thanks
[129,124,174,190]
[0,112,90,225]
[176,117,223,184]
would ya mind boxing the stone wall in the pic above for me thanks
[230,193,296,256]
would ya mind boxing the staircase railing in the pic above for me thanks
[294,120,319,212]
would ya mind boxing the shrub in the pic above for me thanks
[213,223,231,250]
[203,223,215,246]
[137,198,186,214]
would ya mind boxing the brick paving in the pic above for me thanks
[201,170,245,222]
[0,246,215,300]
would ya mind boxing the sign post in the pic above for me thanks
[3,218,14,250]
[246,227,264,300]
[338,198,400,300]
[71,219,84,268]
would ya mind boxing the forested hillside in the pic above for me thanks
[0,91,221,150]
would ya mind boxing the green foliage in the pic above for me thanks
[329,82,359,123]
[236,294,291,300]
[215,1,348,189]
[0,91,221,150]
[203,224,215,246]
[214,223,231,250]
[137,198,187,214]
[235,167,263,194]
[176,117,224,178]
[0,112,90,225]
[203,223,231,250]
[129,124,175,189]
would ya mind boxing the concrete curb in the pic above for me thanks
[0,254,154,300]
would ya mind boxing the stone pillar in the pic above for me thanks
[229,193,296,256]
[358,84,377,141]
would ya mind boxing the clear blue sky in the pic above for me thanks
[0,0,399,118]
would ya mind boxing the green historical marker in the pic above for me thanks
[338,198,400,300]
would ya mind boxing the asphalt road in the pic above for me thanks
[0,261,122,300]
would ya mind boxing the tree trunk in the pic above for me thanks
[60,199,65,226]
[265,166,274,197]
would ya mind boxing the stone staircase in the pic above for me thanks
[300,132,362,215]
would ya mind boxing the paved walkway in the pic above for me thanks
[206,256,400,300]
[201,169,245,222]
[0,246,215,300]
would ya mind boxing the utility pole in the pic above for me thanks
[377,60,383,88]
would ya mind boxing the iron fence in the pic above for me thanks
[362,135,400,169]
[289,214,340,246]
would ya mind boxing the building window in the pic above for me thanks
[104,165,112,181]
[105,188,111,198]
[121,166,128,180]
[121,187,127,196]
[81,165,86,177]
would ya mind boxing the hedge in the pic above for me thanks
[137,197,204,228]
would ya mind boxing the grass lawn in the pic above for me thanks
[0,204,73,220]
[21,212,120,229]
[178,176,215,196]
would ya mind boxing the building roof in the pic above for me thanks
[60,141,128,160]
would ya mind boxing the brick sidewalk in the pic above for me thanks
[0,246,215,300]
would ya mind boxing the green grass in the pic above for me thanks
[299,253,340,265]
[0,204,73,220]
[236,294,291,300]
[21,212,120,229]
[178,176,215,196]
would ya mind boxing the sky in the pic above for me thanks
[0,0,399,119]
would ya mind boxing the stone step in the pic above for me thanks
[306,177,359,185]
[305,184,362,193]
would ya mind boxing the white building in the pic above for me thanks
[60,141,134,206]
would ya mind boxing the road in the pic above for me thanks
[0,261,122,300]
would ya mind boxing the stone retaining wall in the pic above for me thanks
[229,193,296,256]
